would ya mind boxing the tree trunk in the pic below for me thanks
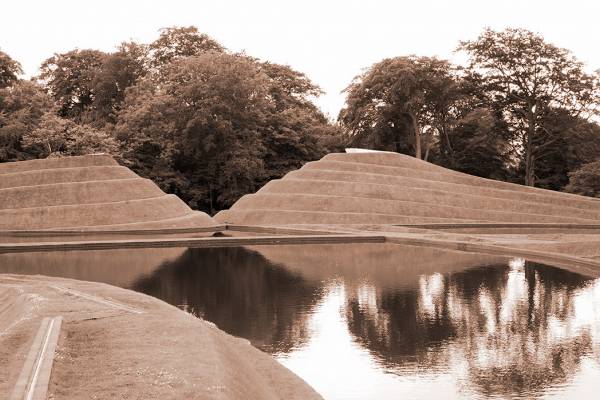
[209,185,215,215]
[524,107,536,186]
[411,113,422,159]
[442,125,454,166]
[525,143,535,186]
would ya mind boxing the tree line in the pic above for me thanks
[1,26,600,214]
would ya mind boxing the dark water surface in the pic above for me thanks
[2,243,600,399]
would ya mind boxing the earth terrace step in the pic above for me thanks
[61,213,219,231]
[0,166,137,190]
[231,193,596,224]
[0,195,193,230]
[31,212,221,232]
[0,224,225,238]
[225,224,345,235]
[325,152,600,204]
[0,154,116,175]
[261,178,600,221]
[285,169,600,211]
[302,159,600,206]
[0,178,164,210]
[394,223,600,230]
[324,152,467,175]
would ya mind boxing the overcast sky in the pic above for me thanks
[2,0,599,118]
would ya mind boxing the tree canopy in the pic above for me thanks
[0,50,22,88]
[339,56,512,179]
[148,26,225,70]
[2,25,600,211]
[458,28,600,186]
[116,51,336,211]
[339,28,600,187]
[566,160,600,197]
[22,112,117,158]
[40,49,106,120]
[341,56,461,159]
[0,80,54,161]
[2,27,341,213]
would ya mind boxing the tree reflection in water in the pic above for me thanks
[128,246,600,399]
[132,247,323,353]
[345,259,597,398]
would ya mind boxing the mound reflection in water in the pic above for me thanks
[126,245,600,399]
[3,244,600,399]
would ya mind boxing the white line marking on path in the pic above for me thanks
[26,318,55,400]
[10,316,62,400]
[50,285,143,314]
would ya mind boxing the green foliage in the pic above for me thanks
[258,61,335,181]
[22,112,118,158]
[116,51,331,212]
[339,55,513,179]
[5,25,599,214]
[88,44,147,125]
[39,46,146,126]
[0,50,22,88]
[148,26,224,70]
[436,107,511,180]
[340,56,464,159]
[40,49,106,119]
[459,28,600,186]
[0,81,54,161]
[565,160,600,197]
[525,110,600,190]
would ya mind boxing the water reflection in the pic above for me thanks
[132,247,323,353]
[128,246,600,399]
[343,259,597,398]
[3,245,600,399]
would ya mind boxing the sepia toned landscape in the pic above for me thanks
[2,1,600,399]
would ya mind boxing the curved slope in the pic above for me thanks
[215,152,600,226]
[0,154,117,174]
[0,275,321,399]
[0,166,136,190]
[0,155,217,231]
[0,178,164,210]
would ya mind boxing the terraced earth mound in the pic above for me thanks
[215,152,600,226]
[0,154,217,231]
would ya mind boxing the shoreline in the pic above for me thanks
[0,274,322,400]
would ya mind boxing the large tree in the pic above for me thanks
[88,43,147,125]
[39,49,106,119]
[527,110,600,190]
[39,46,146,126]
[148,26,224,70]
[435,106,512,180]
[21,112,117,158]
[565,160,600,197]
[0,50,22,88]
[459,28,600,186]
[0,80,54,161]
[258,61,337,182]
[116,52,270,211]
[116,52,334,212]
[340,56,463,160]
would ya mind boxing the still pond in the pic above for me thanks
[1,243,599,399]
